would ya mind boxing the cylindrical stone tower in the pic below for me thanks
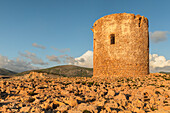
[91,13,149,77]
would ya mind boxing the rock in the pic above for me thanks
[122,110,132,113]
[43,102,51,109]
[75,96,83,101]
[100,109,107,113]
[20,106,31,112]
[1,106,8,112]
[74,103,98,113]
[63,97,78,107]
[137,109,145,113]
[150,96,155,104]
[94,98,106,106]
[133,107,141,113]
[153,109,170,113]
[162,106,170,111]
[57,105,69,112]
[61,90,70,96]
[53,99,65,106]
[105,89,115,98]
[68,110,82,113]
[33,99,41,104]
[111,110,117,113]
[107,89,115,96]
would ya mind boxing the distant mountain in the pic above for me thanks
[16,65,93,77]
[159,71,170,74]
[0,68,17,76]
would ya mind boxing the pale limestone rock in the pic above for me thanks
[68,110,82,113]
[33,99,41,104]
[57,105,69,112]
[93,98,106,106]
[122,110,132,113]
[162,106,170,111]
[75,103,98,113]
[20,106,31,112]
[53,98,65,106]
[150,96,155,104]
[75,96,83,101]
[63,97,78,106]
[100,109,107,113]
[111,110,117,113]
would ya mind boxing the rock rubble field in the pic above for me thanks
[0,72,169,113]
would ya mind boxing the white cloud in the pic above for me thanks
[149,54,170,73]
[46,55,61,64]
[0,55,38,72]
[66,50,93,68]
[32,43,46,49]
[150,31,169,43]
[19,51,48,65]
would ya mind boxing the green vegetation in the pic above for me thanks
[27,98,35,103]
[82,81,86,85]
[163,101,168,103]
[160,85,165,87]
[148,84,156,86]
[75,81,81,84]
[155,91,161,95]
[94,82,100,86]
[27,91,38,96]
[87,81,94,87]
[150,106,158,111]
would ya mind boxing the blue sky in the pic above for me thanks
[0,0,169,72]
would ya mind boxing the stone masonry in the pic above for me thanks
[91,13,149,77]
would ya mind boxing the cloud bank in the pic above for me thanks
[149,54,170,73]
[73,51,93,68]
[19,51,48,65]
[65,50,93,68]
[32,43,46,49]
[150,31,169,43]
[46,55,61,64]
[0,55,38,72]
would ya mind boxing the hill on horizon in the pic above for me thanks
[159,71,170,74]
[16,65,93,77]
[0,68,17,76]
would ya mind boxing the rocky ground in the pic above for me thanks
[0,72,169,113]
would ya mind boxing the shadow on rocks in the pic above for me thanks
[0,90,8,100]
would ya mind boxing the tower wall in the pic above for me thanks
[92,13,149,77]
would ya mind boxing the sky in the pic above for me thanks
[0,0,170,73]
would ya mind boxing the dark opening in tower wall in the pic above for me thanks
[139,17,142,27]
[110,34,115,44]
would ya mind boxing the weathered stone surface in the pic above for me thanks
[20,106,31,112]
[92,13,149,77]
[63,97,78,107]
[57,105,69,112]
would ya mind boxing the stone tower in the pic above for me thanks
[91,13,149,77]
